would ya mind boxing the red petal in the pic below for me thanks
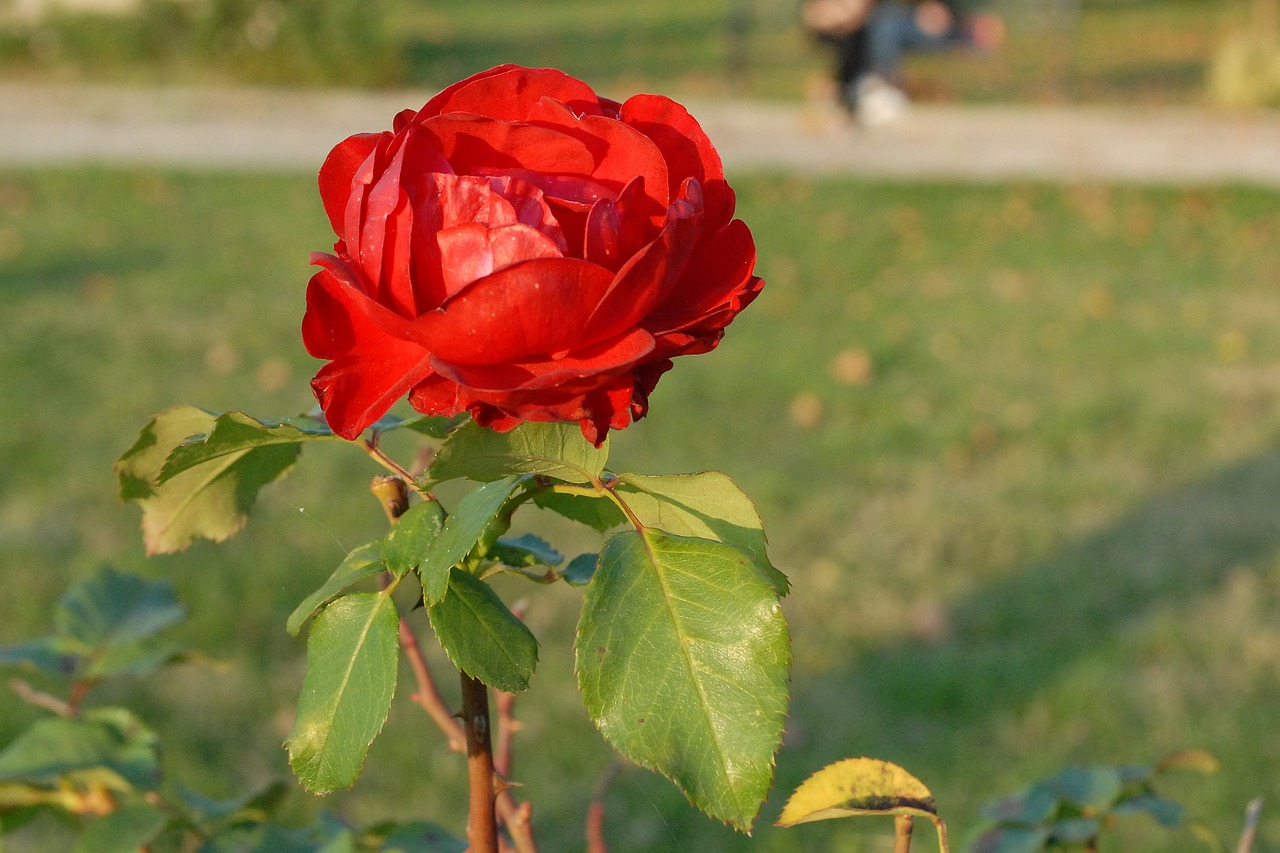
[584,179,634,270]
[436,222,565,298]
[435,174,566,250]
[353,134,411,313]
[319,133,382,236]
[302,257,436,439]
[620,94,734,228]
[524,98,670,208]
[650,218,758,324]
[580,183,703,344]
[418,114,599,182]
[405,372,463,417]
[428,327,656,392]
[341,136,386,266]
[415,66,605,122]
[584,176,659,270]
[391,108,417,133]
[410,258,614,365]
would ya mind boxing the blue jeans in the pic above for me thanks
[866,1,963,82]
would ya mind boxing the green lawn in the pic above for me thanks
[2,168,1279,851]
[0,0,1256,105]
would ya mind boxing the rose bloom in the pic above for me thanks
[303,65,763,445]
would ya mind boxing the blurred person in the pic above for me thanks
[804,0,1005,125]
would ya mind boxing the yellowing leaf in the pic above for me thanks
[1155,749,1221,775]
[777,757,939,827]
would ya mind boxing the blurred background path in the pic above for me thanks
[3,83,1279,185]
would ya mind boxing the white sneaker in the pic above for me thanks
[854,75,909,127]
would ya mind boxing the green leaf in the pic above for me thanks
[72,801,168,853]
[175,780,290,824]
[54,567,186,680]
[372,413,466,440]
[972,826,1051,853]
[427,570,538,693]
[419,479,521,604]
[531,490,625,532]
[116,405,218,501]
[489,533,563,569]
[980,784,1059,826]
[157,411,340,484]
[561,553,598,586]
[0,637,74,679]
[315,828,356,853]
[775,757,939,826]
[286,592,399,795]
[0,708,158,790]
[425,421,608,486]
[199,823,321,853]
[1046,766,1123,812]
[115,407,301,555]
[575,530,789,831]
[613,472,788,594]
[1047,816,1100,843]
[373,819,467,853]
[1112,793,1185,827]
[0,779,66,811]
[287,542,385,637]
[380,501,446,578]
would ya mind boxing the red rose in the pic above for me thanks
[303,65,763,445]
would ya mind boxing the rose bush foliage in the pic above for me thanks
[303,64,763,445]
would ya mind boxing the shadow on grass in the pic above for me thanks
[0,247,164,298]
[781,448,1280,809]
[885,449,1279,712]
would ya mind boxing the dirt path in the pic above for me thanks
[3,83,1279,186]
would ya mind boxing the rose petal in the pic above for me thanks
[340,134,387,262]
[584,176,654,270]
[303,256,436,438]
[354,133,415,314]
[525,98,670,209]
[410,257,614,365]
[405,372,462,418]
[419,114,599,180]
[319,132,381,236]
[436,222,565,298]
[428,327,656,392]
[434,173,566,250]
[391,107,417,133]
[621,94,734,228]
[580,182,703,343]
[415,65,605,122]
[650,218,759,324]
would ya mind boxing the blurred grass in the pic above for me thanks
[0,0,1256,105]
[2,168,1280,851]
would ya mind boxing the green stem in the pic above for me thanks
[361,437,424,495]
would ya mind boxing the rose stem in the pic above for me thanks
[461,672,500,853]
[586,761,621,853]
[494,687,517,780]
[893,815,914,853]
[369,475,537,853]
[493,602,526,780]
